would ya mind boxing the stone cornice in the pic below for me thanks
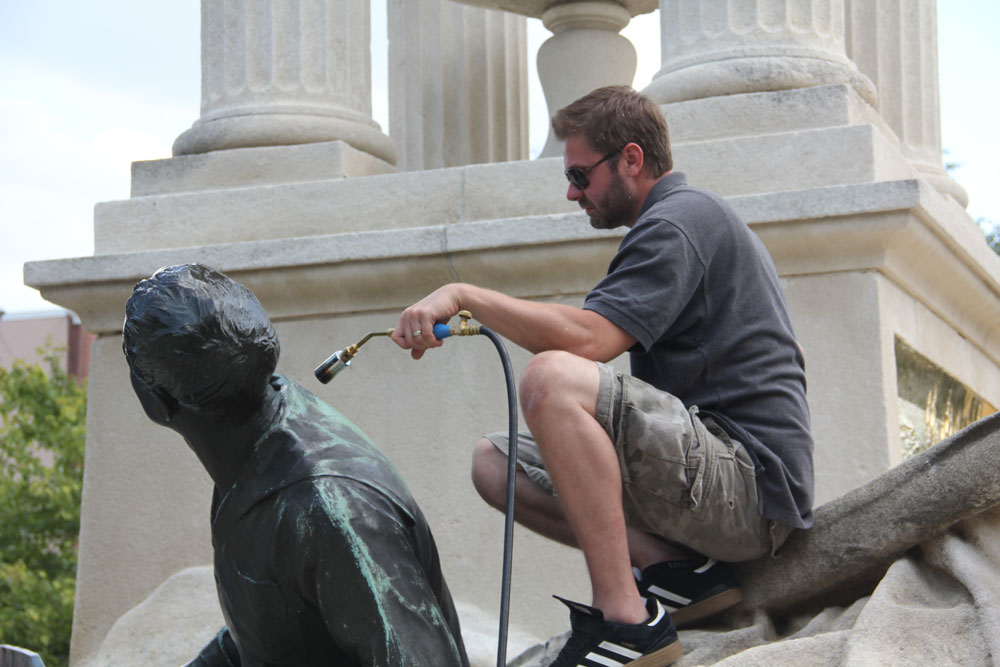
[25,180,1000,365]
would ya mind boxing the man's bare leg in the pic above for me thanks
[472,440,691,568]
[514,351,647,624]
[472,439,579,548]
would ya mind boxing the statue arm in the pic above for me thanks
[184,627,241,667]
[286,479,467,666]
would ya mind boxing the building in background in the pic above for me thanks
[0,309,96,379]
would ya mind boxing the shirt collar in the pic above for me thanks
[639,171,687,219]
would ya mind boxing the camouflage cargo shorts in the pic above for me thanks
[485,361,791,561]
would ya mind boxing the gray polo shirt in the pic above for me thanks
[584,172,814,529]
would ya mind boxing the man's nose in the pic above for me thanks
[566,183,584,201]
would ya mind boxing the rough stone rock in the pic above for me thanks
[89,566,222,667]
[734,412,1000,617]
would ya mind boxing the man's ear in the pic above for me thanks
[621,142,644,177]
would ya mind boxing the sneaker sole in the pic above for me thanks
[625,638,683,666]
[669,587,743,629]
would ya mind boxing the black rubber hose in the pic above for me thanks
[479,326,518,667]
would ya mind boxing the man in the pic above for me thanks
[123,264,468,667]
[393,86,813,666]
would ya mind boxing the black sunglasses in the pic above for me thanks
[564,145,626,190]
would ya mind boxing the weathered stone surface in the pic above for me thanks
[90,567,222,667]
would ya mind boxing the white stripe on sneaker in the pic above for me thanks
[646,584,691,607]
[647,600,666,626]
[585,640,643,665]
[694,557,717,574]
[583,652,625,666]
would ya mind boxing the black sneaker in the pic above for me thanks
[550,595,682,666]
[634,557,742,628]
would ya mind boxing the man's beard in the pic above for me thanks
[582,171,634,230]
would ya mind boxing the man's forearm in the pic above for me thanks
[426,283,635,362]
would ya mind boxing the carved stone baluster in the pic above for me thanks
[536,1,637,157]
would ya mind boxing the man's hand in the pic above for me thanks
[392,285,463,359]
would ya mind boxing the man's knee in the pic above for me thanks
[519,350,588,421]
[471,438,506,510]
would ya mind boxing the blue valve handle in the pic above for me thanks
[433,323,452,339]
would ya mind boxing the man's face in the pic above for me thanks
[563,135,635,230]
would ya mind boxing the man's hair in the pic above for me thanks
[551,85,672,178]
[122,264,279,416]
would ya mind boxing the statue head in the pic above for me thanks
[123,264,280,425]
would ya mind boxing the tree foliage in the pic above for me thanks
[980,218,1000,256]
[0,349,86,667]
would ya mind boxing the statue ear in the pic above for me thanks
[146,389,177,424]
[129,370,178,425]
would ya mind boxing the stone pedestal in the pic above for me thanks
[389,0,528,170]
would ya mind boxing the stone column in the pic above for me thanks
[846,0,967,206]
[173,0,396,165]
[388,0,528,170]
[645,0,875,106]
[536,1,637,157]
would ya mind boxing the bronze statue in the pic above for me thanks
[122,264,468,667]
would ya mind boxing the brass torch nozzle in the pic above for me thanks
[313,329,393,384]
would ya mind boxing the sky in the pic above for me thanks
[1,1,998,316]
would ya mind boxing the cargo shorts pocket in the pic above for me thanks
[615,379,715,517]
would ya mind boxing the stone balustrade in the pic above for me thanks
[167,0,965,203]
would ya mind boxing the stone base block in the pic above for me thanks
[131,140,397,197]
[102,86,920,257]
